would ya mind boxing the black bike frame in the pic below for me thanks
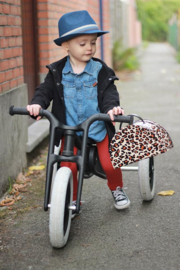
[9,106,133,213]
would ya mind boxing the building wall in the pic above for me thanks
[128,0,142,48]
[0,85,28,196]
[0,0,28,197]
[0,0,24,94]
[110,0,129,49]
[110,0,142,49]
[102,0,112,66]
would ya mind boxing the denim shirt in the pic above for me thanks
[62,56,107,142]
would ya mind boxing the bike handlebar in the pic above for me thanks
[9,106,134,126]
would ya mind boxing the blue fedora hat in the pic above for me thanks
[54,10,109,46]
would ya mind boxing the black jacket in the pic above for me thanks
[31,56,120,146]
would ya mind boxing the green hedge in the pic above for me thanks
[136,0,180,41]
[112,40,139,71]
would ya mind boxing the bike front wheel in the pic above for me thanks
[49,167,73,248]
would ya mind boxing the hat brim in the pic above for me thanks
[54,30,109,46]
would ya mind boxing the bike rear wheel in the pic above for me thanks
[138,157,155,201]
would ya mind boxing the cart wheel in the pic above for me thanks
[49,167,73,248]
[138,157,155,201]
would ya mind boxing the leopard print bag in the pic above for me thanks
[109,117,174,169]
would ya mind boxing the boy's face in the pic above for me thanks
[62,34,97,64]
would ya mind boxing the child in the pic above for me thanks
[27,10,130,216]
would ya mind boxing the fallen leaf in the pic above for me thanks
[0,197,15,207]
[33,205,41,209]
[158,190,175,196]
[18,189,28,193]
[25,171,34,176]
[28,165,45,171]
[81,244,91,247]
[9,188,19,195]
[16,173,27,184]
[14,196,22,201]
[33,171,41,175]
[26,178,32,182]
[4,197,13,202]
[13,183,27,191]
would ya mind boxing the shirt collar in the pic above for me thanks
[83,59,93,75]
[62,56,73,74]
[62,56,93,75]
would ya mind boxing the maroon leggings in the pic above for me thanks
[60,134,123,200]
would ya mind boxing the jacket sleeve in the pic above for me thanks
[30,70,54,109]
[97,60,120,113]
[102,78,120,114]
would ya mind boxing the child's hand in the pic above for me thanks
[107,106,124,126]
[26,104,42,121]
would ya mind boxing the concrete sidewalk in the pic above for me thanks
[1,42,180,270]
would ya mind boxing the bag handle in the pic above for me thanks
[119,114,145,129]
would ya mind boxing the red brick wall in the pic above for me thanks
[0,0,111,94]
[37,0,112,75]
[0,0,24,94]
[102,0,111,65]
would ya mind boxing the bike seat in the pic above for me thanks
[77,136,96,146]
[87,137,96,145]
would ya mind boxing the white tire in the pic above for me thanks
[138,157,155,201]
[49,167,73,248]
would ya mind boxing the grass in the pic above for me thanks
[142,40,149,49]
[176,51,180,63]
[112,40,140,72]
[7,177,15,193]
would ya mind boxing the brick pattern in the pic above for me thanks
[1,0,111,94]
[102,0,112,66]
[0,0,24,94]
[37,0,112,75]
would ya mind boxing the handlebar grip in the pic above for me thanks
[9,106,30,116]
[9,106,45,117]
[99,114,133,125]
[113,114,133,125]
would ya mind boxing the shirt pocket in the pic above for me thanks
[83,78,97,100]
[61,79,75,99]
